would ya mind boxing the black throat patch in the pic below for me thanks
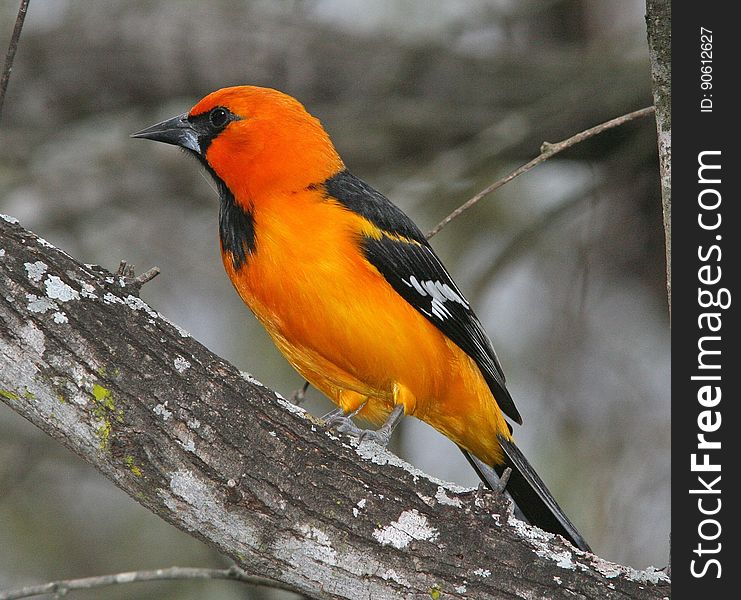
[219,186,256,270]
[201,163,255,270]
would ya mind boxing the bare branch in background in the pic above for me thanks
[426,106,656,239]
[0,0,30,121]
[0,566,293,600]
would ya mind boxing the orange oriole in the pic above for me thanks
[133,85,590,552]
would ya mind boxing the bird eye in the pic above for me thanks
[209,107,229,129]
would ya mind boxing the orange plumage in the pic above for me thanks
[133,85,590,551]
[192,86,510,464]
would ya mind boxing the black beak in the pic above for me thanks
[131,112,201,154]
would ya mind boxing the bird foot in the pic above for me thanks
[357,426,393,447]
[322,403,403,448]
[324,414,393,447]
[323,410,367,436]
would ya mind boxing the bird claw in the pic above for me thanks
[322,403,401,448]
[323,412,364,436]
[357,427,392,447]
[329,419,391,447]
[323,411,390,446]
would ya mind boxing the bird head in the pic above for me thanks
[132,86,344,200]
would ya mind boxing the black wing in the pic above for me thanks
[322,170,522,425]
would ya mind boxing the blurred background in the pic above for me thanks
[0,0,669,598]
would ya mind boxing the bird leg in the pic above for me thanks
[323,403,405,448]
[358,404,405,446]
[463,451,513,495]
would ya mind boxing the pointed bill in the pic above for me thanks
[131,112,200,154]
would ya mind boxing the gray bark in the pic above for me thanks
[0,216,670,599]
[646,0,671,315]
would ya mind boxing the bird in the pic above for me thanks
[132,85,590,552]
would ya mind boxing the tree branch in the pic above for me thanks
[0,0,30,121]
[426,106,655,239]
[645,0,671,316]
[0,215,670,599]
[0,566,291,600]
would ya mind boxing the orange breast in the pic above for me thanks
[221,189,511,465]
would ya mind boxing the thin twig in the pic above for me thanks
[115,259,135,278]
[0,0,30,121]
[0,566,299,600]
[426,106,655,239]
[116,260,160,287]
[135,266,160,285]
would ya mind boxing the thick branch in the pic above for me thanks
[645,0,671,315]
[0,216,670,599]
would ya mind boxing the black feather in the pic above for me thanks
[320,169,522,424]
[490,439,591,552]
[323,170,425,242]
[219,186,256,270]
[200,162,256,271]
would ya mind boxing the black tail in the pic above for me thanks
[461,436,591,552]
